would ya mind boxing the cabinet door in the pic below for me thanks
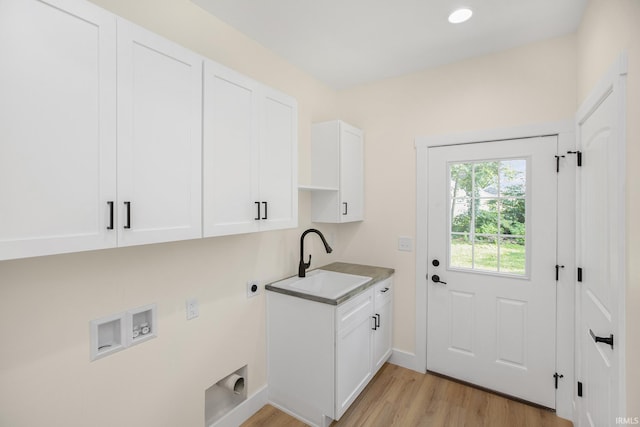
[258,87,298,232]
[335,290,374,419]
[373,280,393,373]
[339,124,364,222]
[202,61,260,237]
[0,0,117,260]
[117,20,202,247]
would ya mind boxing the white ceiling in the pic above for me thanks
[192,0,588,89]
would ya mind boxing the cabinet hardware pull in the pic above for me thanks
[124,201,131,229]
[255,201,261,220]
[107,201,114,230]
[262,201,268,220]
[380,287,389,293]
[342,202,348,215]
[371,316,378,331]
[375,313,381,328]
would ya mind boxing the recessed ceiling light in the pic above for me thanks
[448,8,473,24]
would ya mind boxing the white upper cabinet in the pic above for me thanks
[0,0,117,260]
[258,87,298,232]
[117,20,203,247]
[0,0,297,260]
[203,61,298,237]
[311,121,364,223]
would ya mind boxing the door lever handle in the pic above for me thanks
[589,329,614,349]
[431,275,447,285]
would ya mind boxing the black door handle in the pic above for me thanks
[107,201,114,230]
[124,201,131,229]
[262,201,268,220]
[375,313,381,328]
[590,329,614,349]
[431,275,447,285]
[255,201,260,220]
[371,316,378,331]
[343,202,348,215]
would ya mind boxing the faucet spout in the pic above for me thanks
[298,228,333,277]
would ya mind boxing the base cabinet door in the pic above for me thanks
[373,278,393,373]
[335,289,374,419]
[0,0,117,260]
[117,20,203,247]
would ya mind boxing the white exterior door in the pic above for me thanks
[117,20,202,247]
[576,58,626,426]
[427,136,558,408]
[0,0,117,260]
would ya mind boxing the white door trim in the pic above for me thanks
[575,52,627,423]
[414,119,575,421]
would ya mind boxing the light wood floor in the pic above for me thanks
[242,363,573,427]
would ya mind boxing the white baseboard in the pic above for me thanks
[388,348,425,373]
[209,386,268,427]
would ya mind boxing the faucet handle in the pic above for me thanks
[304,254,312,268]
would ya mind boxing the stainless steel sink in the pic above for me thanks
[274,269,371,299]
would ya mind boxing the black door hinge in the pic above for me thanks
[577,267,583,282]
[554,372,564,389]
[578,381,583,397]
[555,155,565,173]
[567,150,582,167]
[555,264,565,281]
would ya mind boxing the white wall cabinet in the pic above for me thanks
[0,0,298,261]
[116,20,203,247]
[203,61,298,237]
[0,1,203,260]
[267,277,393,427]
[0,0,117,260]
[310,121,364,223]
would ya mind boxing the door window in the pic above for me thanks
[449,159,528,276]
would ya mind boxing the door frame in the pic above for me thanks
[415,120,576,420]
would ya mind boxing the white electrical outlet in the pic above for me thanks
[186,298,199,320]
[398,236,413,252]
[247,280,260,298]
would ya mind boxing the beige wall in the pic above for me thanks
[336,35,578,353]
[0,1,338,426]
[577,0,640,417]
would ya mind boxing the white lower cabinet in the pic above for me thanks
[267,277,393,427]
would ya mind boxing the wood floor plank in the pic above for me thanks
[241,363,573,427]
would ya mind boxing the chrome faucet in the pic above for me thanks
[298,228,333,277]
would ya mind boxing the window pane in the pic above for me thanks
[499,237,526,275]
[451,198,471,233]
[500,160,526,197]
[474,162,499,198]
[451,234,473,269]
[450,163,473,198]
[500,198,526,235]
[474,198,499,235]
[447,158,527,277]
[474,235,498,272]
